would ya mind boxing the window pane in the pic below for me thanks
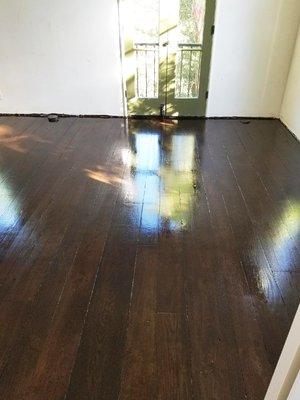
[175,0,205,98]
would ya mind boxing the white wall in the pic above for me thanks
[207,0,300,117]
[0,0,123,115]
[280,26,300,141]
[0,0,299,117]
[265,305,300,400]
[288,372,300,400]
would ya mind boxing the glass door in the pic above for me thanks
[119,0,215,117]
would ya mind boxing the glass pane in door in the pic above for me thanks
[135,43,159,98]
[131,0,160,99]
[175,0,206,98]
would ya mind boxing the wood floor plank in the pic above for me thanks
[0,119,122,398]
[0,116,298,400]
[0,118,100,299]
[203,121,297,370]
[183,150,248,399]
[156,313,192,400]
[0,118,77,260]
[64,126,139,399]
[196,135,274,399]
[64,227,138,400]
[118,245,157,400]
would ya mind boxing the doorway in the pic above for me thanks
[119,0,215,117]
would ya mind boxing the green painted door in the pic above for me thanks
[120,0,215,117]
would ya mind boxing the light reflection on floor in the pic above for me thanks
[272,200,300,268]
[255,199,300,301]
[121,126,196,233]
[0,175,20,232]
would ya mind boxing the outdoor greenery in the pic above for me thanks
[179,0,205,44]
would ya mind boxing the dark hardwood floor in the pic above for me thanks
[0,116,299,399]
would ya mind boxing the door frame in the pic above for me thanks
[117,0,216,118]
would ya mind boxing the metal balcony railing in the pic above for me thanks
[134,43,159,99]
[175,44,202,99]
[134,42,202,100]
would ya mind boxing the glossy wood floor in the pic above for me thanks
[0,116,299,399]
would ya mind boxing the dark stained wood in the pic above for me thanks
[0,116,299,399]
[118,245,157,399]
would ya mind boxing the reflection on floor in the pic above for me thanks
[0,116,299,400]
[123,126,196,232]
